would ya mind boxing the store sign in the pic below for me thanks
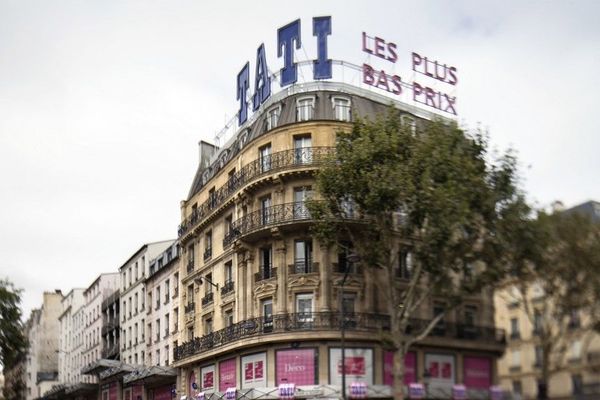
[463,356,491,389]
[425,353,455,392]
[276,349,317,385]
[384,351,416,385]
[234,16,459,126]
[242,353,267,388]
[201,365,215,391]
[219,359,237,392]
[329,348,373,385]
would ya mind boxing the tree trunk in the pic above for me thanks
[393,347,406,400]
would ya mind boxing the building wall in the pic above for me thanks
[119,241,174,366]
[145,241,180,367]
[495,283,600,399]
[24,291,63,400]
[58,288,85,384]
[173,88,504,398]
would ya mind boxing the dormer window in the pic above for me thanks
[265,106,281,131]
[332,97,351,122]
[401,114,416,134]
[296,96,315,122]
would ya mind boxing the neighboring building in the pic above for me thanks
[145,241,180,367]
[172,82,505,398]
[495,200,600,399]
[72,302,88,384]
[24,290,63,400]
[58,288,85,385]
[100,289,120,361]
[118,241,174,367]
[80,273,119,383]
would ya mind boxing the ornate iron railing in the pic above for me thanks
[184,302,195,314]
[201,292,214,306]
[220,280,234,296]
[174,311,390,361]
[179,147,335,237]
[255,266,277,283]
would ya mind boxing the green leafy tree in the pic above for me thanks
[0,278,27,400]
[309,109,529,399]
[502,209,600,399]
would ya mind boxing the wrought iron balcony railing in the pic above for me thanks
[203,247,212,262]
[184,302,195,314]
[174,311,390,361]
[220,280,234,296]
[201,292,214,306]
[178,147,335,237]
[255,267,277,283]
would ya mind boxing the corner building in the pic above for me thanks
[173,82,505,398]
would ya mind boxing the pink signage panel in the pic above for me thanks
[463,356,491,389]
[276,349,317,385]
[219,358,237,392]
[132,385,143,399]
[384,351,416,385]
[109,382,118,400]
[152,385,174,400]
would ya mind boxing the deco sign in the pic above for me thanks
[235,16,458,126]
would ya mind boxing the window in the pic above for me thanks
[227,168,237,191]
[511,350,521,367]
[155,287,161,310]
[533,311,543,335]
[224,215,233,238]
[262,298,273,332]
[464,305,477,326]
[204,318,213,335]
[224,309,234,327]
[166,248,172,262]
[534,346,543,367]
[259,247,272,280]
[266,106,281,130]
[260,196,272,225]
[205,273,214,295]
[134,262,138,281]
[208,187,217,209]
[188,244,195,269]
[512,381,522,395]
[293,187,312,218]
[296,97,314,121]
[141,288,145,310]
[342,292,356,314]
[224,261,233,284]
[433,302,445,333]
[571,340,582,360]
[296,294,313,322]
[259,144,272,172]
[337,241,355,274]
[141,319,145,340]
[165,345,170,366]
[569,310,581,329]
[164,280,170,303]
[187,327,194,341]
[294,135,312,164]
[332,97,351,121]
[204,231,212,260]
[400,114,416,134]
[156,319,160,342]
[572,374,583,396]
[156,350,160,366]
[510,318,520,339]
[397,251,413,279]
[294,240,313,273]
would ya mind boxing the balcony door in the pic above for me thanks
[261,196,272,225]
[294,136,312,164]
[293,187,313,219]
[296,293,313,323]
[260,247,272,280]
[294,240,313,273]
[262,299,273,332]
[259,144,272,173]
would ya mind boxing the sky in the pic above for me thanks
[1,0,599,318]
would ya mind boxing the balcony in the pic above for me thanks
[406,318,506,344]
[289,260,318,275]
[201,292,214,307]
[179,147,336,238]
[184,302,195,314]
[255,267,277,283]
[186,260,195,274]
[174,311,390,361]
[203,247,212,262]
[220,280,234,296]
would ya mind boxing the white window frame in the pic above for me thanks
[331,96,351,122]
[295,293,314,322]
[266,105,282,130]
[401,114,416,134]
[296,96,315,122]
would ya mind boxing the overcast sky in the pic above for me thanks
[1,0,599,318]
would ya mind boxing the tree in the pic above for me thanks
[501,209,600,399]
[309,109,529,399]
[0,278,27,400]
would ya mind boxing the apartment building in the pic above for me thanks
[145,241,180,367]
[58,288,85,385]
[118,241,174,366]
[172,82,505,399]
[24,290,63,400]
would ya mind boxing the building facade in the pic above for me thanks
[81,274,119,382]
[495,201,600,400]
[101,289,120,361]
[118,241,174,367]
[172,83,505,399]
[145,241,180,367]
[24,291,63,400]
[58,288,85,385]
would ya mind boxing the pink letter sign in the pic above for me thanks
[463,356,491,389]
[276,349,316,385]
[219,358,237,392]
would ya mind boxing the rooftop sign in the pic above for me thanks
[234,16,458,126]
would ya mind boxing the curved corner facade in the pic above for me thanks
[173,85,505,398]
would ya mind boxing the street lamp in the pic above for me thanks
[194,276,219,290]
[340,252,360,400]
